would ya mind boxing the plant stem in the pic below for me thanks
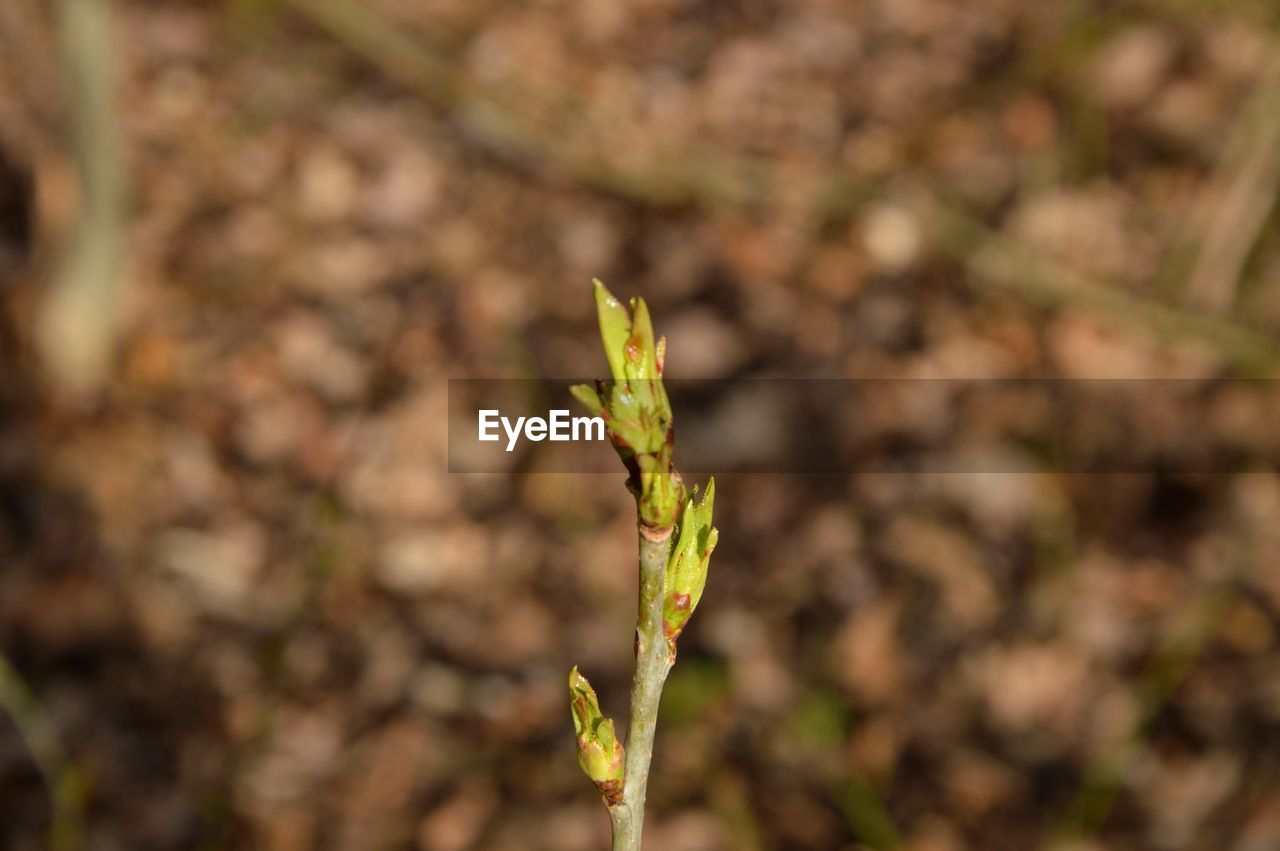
[42,0,125,399]
[0,655,84,850]
[608,523,674,851]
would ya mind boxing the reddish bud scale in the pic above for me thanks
[598,778,624,807]
[663,593,692,643]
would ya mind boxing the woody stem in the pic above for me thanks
[607,523,674,851]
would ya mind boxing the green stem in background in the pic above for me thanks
[0,655,85,851]
[1046,482,1267,849]
[41,0,126,400]
[607,525,675,851]
[1048,577,1239,845]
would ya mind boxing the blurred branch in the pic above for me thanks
[1047,578,1237,845]
[709,772,771,851]
[1047,484,1270,848]
[834,773,903,851]
[39,0,125,401]
[0,655,85,851]
[789,688,903,850]
[278,0,469,113]
[1181,48,1280,313]
[282,0,1280,376]
[282,0,839,211]
[281,0,720,206]
[922,198,1280,375]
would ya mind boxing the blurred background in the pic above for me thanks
[2,0,1280,849]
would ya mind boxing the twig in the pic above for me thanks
[280,0,706,206]
[280,0,1280,375]
[1047,475,1268,846]
[1183,48,1280,313]
[1047,577,1238,844]
[569,282,719,849]
[922,197,1280,375]
[835,772,903,851]
[607,525,676,850]
[39,0,125,400]
[282,0,816,210]
[0,654,85,850]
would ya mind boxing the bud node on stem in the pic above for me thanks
[599,778,624,807]
[638,524,673,543]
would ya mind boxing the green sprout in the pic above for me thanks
[571,280,684,530]
[568,280,719,851]
[662,480,718,649]
[569,666,625,806]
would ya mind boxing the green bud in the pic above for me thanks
[663,478,717,646]
[569,382,604,417]
[569,666,625,805]
[575,280,683,528]
[625,297,660,382]
[593,279,633,384]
